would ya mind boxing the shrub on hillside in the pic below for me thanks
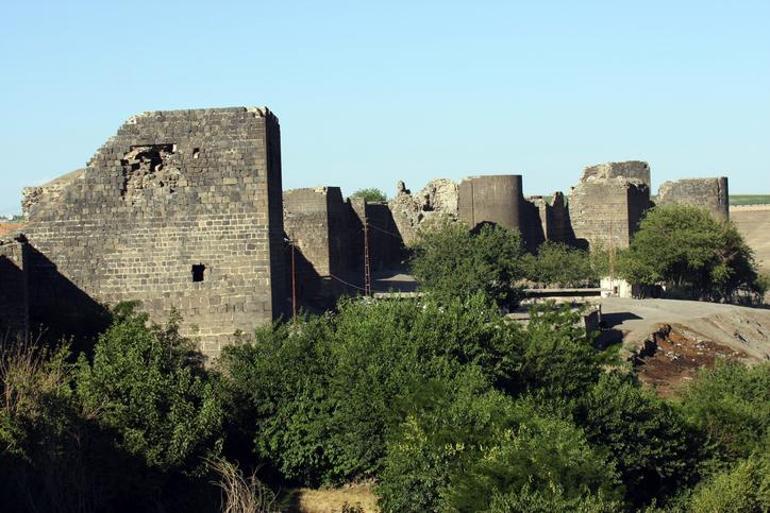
[689,455,770,513]
[680,361,770,464]
[513,302,603,401]
[0,341,147,512]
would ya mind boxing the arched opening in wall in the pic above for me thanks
[192,264,206,282]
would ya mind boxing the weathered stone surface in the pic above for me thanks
[581,161,650,187]
[284,187,403,307]
[388,179,459,245]
[21,107,288,358]
[657,177,729,220]
[528,192,575,245]
[458,175,524,232]
[569,162,652,250]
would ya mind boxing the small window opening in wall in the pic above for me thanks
[192,148,200,159]
[192,264,206,282]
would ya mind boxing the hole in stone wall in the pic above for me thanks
[192,148,200,159]
[192,264,206,282]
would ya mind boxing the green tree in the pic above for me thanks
[76,305,224,474]
[514,302,603,402]
[378,368,621,513]
[680,361,770,464]
[222,294,526,485]
[689,455,770,513]
[523,242,598,287]
[619,205,763,302]
[411,221,525,308]
[350,188,387,202]
[579,372,700,507]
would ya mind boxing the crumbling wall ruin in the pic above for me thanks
[568,162,652,250]
[21,107,288,358]
[581,161,651,186]
[529,192,575,245]
[388,179,459,245]
[657,177,729,220]
[283,187,353,278]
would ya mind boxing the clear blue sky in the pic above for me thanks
[2,0,769,216]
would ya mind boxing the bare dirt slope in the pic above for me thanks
[601,298,770,395]
[731,205,770,272]
[601,298,770,359]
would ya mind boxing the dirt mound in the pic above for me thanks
[631,323,748,396]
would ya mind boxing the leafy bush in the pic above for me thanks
[222,294,526,485]
[0,341,140,513]
[350,188,387,202]
[514,302,603,401]
[680,361,770,463]
[619,205,762,302]
[523,242,598,287]
[579,372,700,507]
[378,367,621,513]
[488,484,622,513]
[411,221,525,308]
[222,317,339,485]
[689,455,770,513]
[76,304,224,474]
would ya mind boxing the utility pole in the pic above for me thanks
[290,240,297,321]
[363,220,372,296]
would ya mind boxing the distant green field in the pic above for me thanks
[730,195,770,206]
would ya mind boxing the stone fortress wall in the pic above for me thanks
[657,177,729,220]
[0,105,752,357]
[16,107,288,357]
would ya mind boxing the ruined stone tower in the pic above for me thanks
[568,161,652,249]
[657,177,729,220]
[21,107,288,357]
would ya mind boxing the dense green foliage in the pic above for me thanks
[679,361,770,463]
[522,241,599,287]
[619,205,764,302]
[689,455,770,513]
[3,214,770,512]
[222,294,526,485]
[76,305,224,473]
[0,307,224,512]
[579,373,700,506]
[350,188,388,202]
[411,221,526,307]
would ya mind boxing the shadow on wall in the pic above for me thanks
[26,245,111,353]
[0,255,27,338]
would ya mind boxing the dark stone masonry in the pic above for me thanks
[0,105,734,357]
[19,107,287,357]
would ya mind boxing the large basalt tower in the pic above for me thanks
[21,107,288,358]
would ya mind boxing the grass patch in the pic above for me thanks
[730,195,770,206]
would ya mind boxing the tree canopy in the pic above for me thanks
[619,204,764,302]
[410,221,526,308]
[350,188,388,202]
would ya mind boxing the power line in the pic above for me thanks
[328,272,368,292]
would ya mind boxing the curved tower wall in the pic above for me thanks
[458,175,524,232]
